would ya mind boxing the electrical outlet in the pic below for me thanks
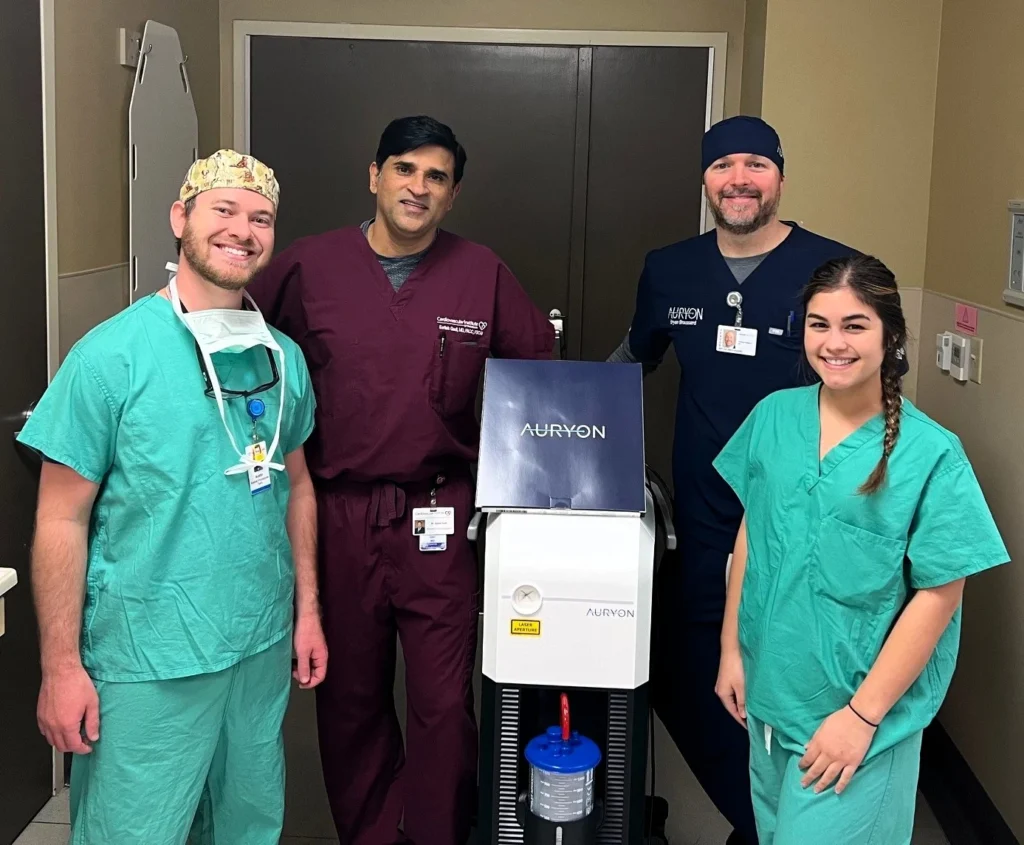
[969,336,984,384]
[119,27,141,68]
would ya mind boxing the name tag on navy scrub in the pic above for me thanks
[413,506,455,553]
[246,441,272,495]
[716,325,758,356]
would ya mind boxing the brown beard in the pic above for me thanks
[709,190,780,235]
[180,224,259,292]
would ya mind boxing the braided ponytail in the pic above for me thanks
[859,349,903,495]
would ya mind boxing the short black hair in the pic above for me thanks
[375,115,467,184]
[174,196,197,254]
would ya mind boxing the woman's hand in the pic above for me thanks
[715,646,747,727]
[799,706,876,794]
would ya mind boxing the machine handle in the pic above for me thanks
[468,512,483,542]
[549,309,566,361]
[649,473,677,551]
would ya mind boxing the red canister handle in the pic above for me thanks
[560,693,570,741]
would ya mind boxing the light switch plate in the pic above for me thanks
[969,336,984,384]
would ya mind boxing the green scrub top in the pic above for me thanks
[17,294,316,683]
[714,384,1008,758]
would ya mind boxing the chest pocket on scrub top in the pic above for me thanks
[429,333,488,418]
[812,516,907,615]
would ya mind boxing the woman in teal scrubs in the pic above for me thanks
[712,254,1009,844]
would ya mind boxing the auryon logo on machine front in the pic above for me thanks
[585,607,636,619]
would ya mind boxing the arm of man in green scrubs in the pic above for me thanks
[286,445,327,689]
[32,461,101,754]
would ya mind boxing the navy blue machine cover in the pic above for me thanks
[475,359,646,512]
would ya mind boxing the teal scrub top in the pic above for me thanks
[17,294,316,683]
[713,384,1008,758]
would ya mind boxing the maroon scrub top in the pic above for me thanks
[249,226,555,484]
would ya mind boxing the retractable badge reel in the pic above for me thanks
[717,290,758,356]
[245,398,272,495]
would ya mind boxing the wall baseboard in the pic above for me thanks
[920,722,1019,845]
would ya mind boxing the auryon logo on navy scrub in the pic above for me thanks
[668,306,704,326]
[476,359,646,513]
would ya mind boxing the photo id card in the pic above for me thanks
[716,325,758,357]
[246,441,272,495]
[412,507,455,536]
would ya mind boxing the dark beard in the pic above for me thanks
[180,225,257,292]
[709,191,780,235]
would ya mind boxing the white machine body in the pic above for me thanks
[481,489,656,691]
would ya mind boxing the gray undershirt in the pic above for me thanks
[361,219,430,291]
[609,251,771,369]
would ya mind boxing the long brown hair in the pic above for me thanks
[802,255,908,495]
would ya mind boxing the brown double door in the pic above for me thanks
[249,36,711,486]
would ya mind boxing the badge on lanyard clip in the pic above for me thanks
[245,398,272,495]
[717,290,758,356]
[413,477,454,552]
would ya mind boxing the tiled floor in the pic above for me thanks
[12,770,950,845]
[11,645,949,845]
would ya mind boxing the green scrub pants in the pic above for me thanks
[69,634,292,845]
[747,713,922,845]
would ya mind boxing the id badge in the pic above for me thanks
[412,507,455,537]
[419,535,447,553]
[716,325,758,356]
[246,441,272,495]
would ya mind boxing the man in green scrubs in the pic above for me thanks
[713,381,1008,843]
[18,149,326,844]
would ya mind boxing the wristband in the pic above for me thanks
[848,702,879,728]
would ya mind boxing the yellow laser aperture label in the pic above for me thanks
[510,619,541,636]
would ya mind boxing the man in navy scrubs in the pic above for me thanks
[611,116,858,844]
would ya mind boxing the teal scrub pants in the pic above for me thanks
[69,634,292,845]
[747,713,922,845]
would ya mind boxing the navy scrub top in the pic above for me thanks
[628,222,857,553]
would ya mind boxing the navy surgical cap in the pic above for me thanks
[701,115,785,175]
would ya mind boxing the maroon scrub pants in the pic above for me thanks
[314,473,479,845]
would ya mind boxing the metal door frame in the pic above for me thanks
[39,0,64,797]
[232,21,727,238]
[41,0,59,385]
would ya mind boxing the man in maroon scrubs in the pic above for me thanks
[249,116,554,845]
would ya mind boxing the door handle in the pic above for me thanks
[10,402,42,473]
[549,309,566,360]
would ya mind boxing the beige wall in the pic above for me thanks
[55,0,219,276]
[218,0,746,146]
[924,0,1024,311]
[760,0,942,290]
[757,0,1023,836]
[916,0,1024,838]
[739,0,767,116]
[916,296,1024,838]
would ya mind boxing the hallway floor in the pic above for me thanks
[14,746,952,845]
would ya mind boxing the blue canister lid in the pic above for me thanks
[524,728,602,775]
[247,398,266,420]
